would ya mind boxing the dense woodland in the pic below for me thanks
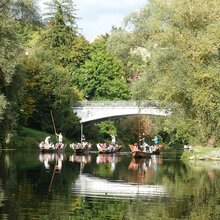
[0,0,219,148]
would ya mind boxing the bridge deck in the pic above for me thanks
[72,100,170,123]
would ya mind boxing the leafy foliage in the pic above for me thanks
[122,0,220,146]
[75,37,131,100]
[0,0,35,146]
[17,0,86,139]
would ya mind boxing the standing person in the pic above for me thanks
[133,143,139,151]
[139,133,146,144]
[81,134,86,149]
[45,136,51,145]
[56,132,63,149]
[153,135,159,146]
[139,133,147,150]
[81,134,86,143]
[56,132,63,143]
[111,134,116,145]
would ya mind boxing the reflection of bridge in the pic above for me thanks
[72,100,171,123]
[72,174,166,198]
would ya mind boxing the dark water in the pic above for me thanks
[1,149,220,220]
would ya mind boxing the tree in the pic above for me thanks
[18,42,83,136]
[0,0,23,145]
[124,0,220,146]
[17,0,85,138]
[66,35,91,72]
[41,0,78,67]
[75,37,130,100]
[107,27,147,81]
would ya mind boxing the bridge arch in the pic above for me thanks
[72,100,171,123]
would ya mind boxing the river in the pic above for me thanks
[0,149,220,219]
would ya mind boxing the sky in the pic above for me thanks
[39,0,146,42]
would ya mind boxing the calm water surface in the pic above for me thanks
[1,149,220,219]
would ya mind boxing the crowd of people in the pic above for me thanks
[39,132,64,150]
[39,131,161,154]
[132,133,161,153]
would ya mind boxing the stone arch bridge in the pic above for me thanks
[72,100,171,124]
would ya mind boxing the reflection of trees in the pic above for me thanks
[158,160,220,219]
[127,156,161,184]
[0,180,5,207]
[67,197,129,220]
[1,151,220,219]
[124,199,170,220]
[0,151,79,219]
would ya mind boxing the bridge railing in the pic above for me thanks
[73,100,160,108]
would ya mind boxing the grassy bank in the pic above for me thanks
[7,127,70,150]
[181,145,220,161]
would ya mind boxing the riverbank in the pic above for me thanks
[182,145,220,161]
[7,127,71,150]
[6,127,54,150]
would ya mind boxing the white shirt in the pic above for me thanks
[45,136,50,145]
[58,134,63,142]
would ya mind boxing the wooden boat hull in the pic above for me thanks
[70,143,92,154]
[39,142,65,153]
[74,148,89,154]
[40,148,64,154]
[152,148,160,155]
[129,144,162,157]
[131,150,152,158]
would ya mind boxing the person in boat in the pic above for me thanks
[81,134,86,142]
[111,134,116,145]
[153,135,159,146]
[81,134,87,149]
[140,133,152,153]
[56,132,63,143]
[56,132,63,149]
[139,133,147,151]
[133,143,139,151]
[103,143,107,149]
[42,136,52,149]
[45,136,51,145]
[39,141,44,149]
[107,144,114,152]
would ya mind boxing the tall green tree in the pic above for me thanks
[124,0,220,146]
[75,37,130,100]
[42,0,78,67]
[18,0,86,138]
[0,0,42,146]
[12,0,42,43]
[0,1,21,145]
[74,36,131,142]
[107,27,147,81]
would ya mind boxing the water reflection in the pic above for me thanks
[69,154,92,164]
[71,154,166,199]
[69,154,92,172]
[96,154,121,172]
[39,153,64,171]
[73,173,166,198]
[2,151,220,219]
[127,155,163,184]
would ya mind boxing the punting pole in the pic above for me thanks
[81,123,83,144]
[48,156,58,192]
[50,110,57,141]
